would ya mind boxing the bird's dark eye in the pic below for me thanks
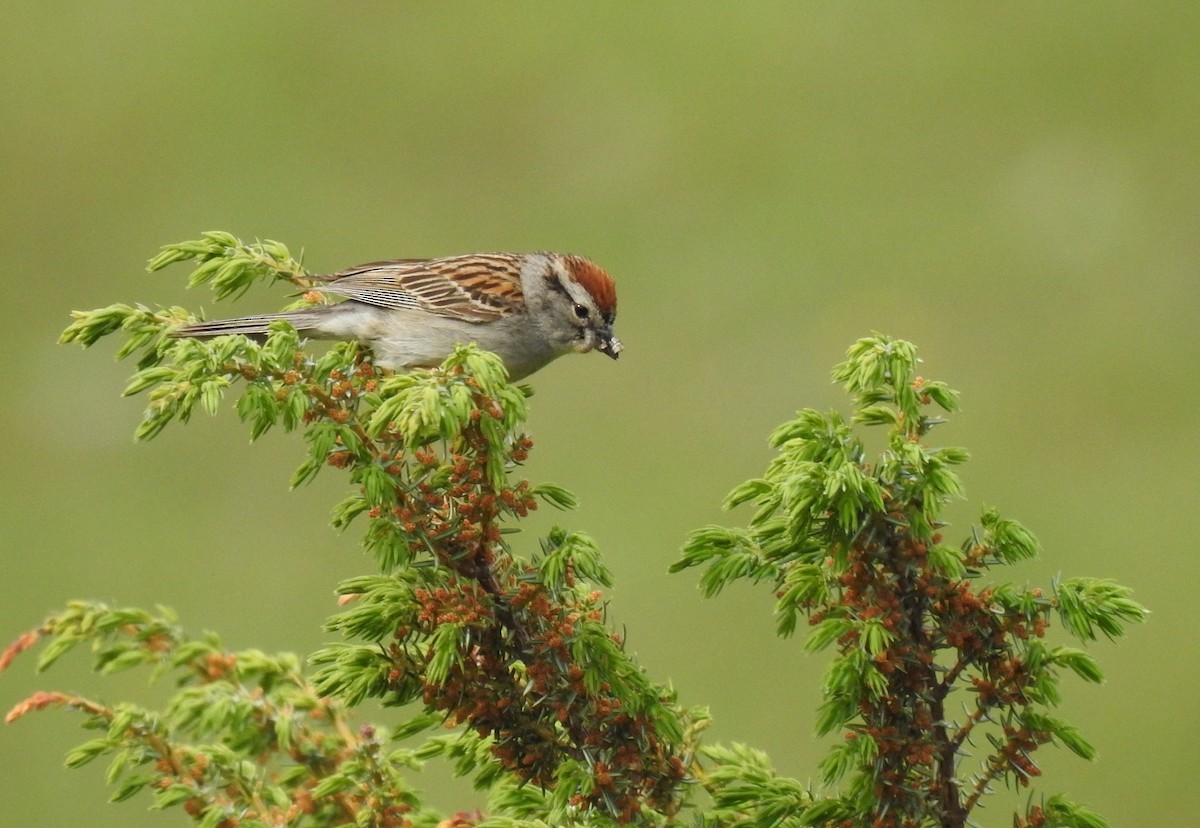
[572,303,589,320]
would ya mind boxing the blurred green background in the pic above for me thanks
[2,4,1195,825]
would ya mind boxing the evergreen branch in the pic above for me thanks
[676,333,1144,827]
[26,248,1151,827]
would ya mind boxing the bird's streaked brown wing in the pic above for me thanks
[314,254,526,323]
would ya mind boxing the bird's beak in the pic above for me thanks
[596,329,623,360]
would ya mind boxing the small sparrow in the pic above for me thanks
[174,252,622,380]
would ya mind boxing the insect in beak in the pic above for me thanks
[596,330,622,360]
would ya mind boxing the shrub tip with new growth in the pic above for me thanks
[674,333,1146,828]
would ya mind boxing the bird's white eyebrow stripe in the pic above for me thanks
[543,270,572,298]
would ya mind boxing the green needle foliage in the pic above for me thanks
[6,233,1145,828]
[26,233,695,827]
[673,335,1147,828]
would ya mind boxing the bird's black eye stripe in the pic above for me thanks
[573,303,589,320]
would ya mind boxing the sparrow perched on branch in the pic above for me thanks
[175,252,621,380]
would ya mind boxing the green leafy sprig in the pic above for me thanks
[4,602,423,827]
[673,334,1146,828]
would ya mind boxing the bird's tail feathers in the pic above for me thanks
[173,310,328,340]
